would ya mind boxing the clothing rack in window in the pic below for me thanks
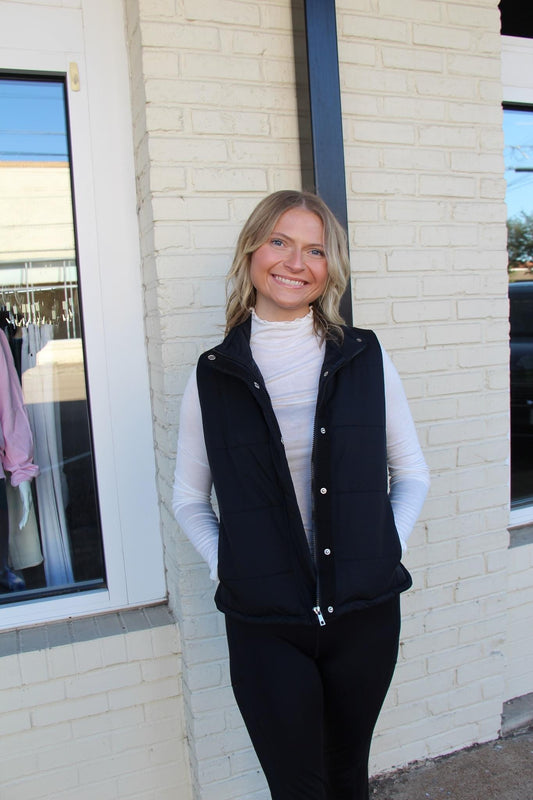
[0,258,79,337]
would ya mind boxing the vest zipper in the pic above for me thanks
[310,354,349,627]
[210,342,336,626]
[311,383,325,626]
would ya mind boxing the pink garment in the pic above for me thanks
[0,328,39,486]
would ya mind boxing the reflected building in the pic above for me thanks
[0,83,103,599]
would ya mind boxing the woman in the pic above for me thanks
[173,190,430,800]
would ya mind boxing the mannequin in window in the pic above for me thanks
[0,328,39,590]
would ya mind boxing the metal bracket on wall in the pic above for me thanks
[69,62,80,92]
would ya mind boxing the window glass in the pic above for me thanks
[504,105,533,509]
[0,75,104,602]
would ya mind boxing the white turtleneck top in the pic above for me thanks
[173,311,430,581]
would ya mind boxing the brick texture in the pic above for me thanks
[0,625,191,799]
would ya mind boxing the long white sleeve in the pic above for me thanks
[172,371,220,580]
[381,346,430,550]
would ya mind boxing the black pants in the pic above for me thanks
[225,596,401,800]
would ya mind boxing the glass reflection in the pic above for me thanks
[504,106,533,509]
[0,76,104,601]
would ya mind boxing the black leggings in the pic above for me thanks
[225,597,401,800]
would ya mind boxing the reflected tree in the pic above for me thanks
[507,212,533,270]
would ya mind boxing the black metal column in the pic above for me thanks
[292,0,352,324]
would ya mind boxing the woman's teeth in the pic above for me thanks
[273,275,305,287]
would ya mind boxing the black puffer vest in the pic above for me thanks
[196,316,411,626]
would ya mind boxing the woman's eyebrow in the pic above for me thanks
[270,229,325,248]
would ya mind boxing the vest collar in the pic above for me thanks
[214,315,368,370]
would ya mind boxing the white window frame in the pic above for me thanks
[502,35,533,527]
[0,0,165,629]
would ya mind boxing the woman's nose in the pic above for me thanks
[284,247,305,270]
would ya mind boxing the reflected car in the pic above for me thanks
[509,281,533,444]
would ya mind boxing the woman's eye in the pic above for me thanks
[310,248,325,257]
[271,238,284,247]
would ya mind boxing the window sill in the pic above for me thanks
[0,602,174,658]
[509,522,533,548]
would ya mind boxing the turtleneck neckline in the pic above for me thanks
[251,307,313,328]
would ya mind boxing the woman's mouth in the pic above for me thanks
[271,274,306,288]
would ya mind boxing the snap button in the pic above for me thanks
[207,354,216,360]
[327,606,334,614]
[320,427,326,434]
[356,337,362,342]
[253,381,260,389]
[323,370,329,377]
[320,487,327,495]
[324,548,331,556]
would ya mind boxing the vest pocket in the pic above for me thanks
[216,570,305,621]
[217,507,293,580]
[335,556,411,603]
[332,493,401,561]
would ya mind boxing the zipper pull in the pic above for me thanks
[313,606,326,627]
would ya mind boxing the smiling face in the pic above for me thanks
[249,207,329,322]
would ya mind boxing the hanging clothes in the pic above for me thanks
[6,480,43,570]
[0,328,41,582]
[0,328,39,486]
[22,324,73,586]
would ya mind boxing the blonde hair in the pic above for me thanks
[225,190,350,340]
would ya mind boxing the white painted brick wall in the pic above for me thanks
[337,0,517,778]
[505,543,533,700]
[0,624,190,800]
[123,0,532,795]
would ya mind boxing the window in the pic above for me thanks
[504,107,533,512]
[0,75,105,603]
[0,0,165,629]
[502,34,533,524]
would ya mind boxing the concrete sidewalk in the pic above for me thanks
[370,729,533,800]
